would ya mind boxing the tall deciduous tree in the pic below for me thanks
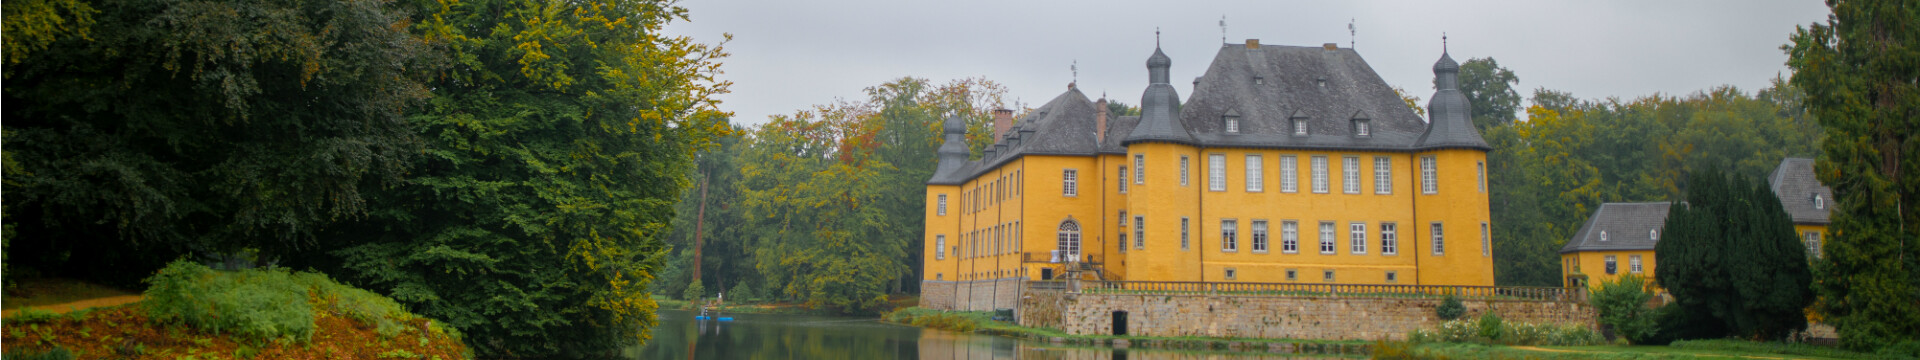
[3,0,435,285]
[1453,57,1522,130]
[1786,0,1920,350]
[321,0,733,356]
[1656,169,1814,341]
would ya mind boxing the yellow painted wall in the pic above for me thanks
[1561,250,1657,288]
[924,185,959,281]
[1191,148,1421,284]
[1100,153,1130,281]
[1127,142,1204,282]
[1410,149,1496,286]
[1795,224,1828,259]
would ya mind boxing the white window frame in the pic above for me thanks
[1208,154,1227,192]
[1118,166,1128,193]
[1281,155,1299,193]
[1431,222,1445,255]
[1134,215,1145,250]
[1342,156,1361,194]
[1311,155,1329,193]
[1282,221,1300,253]
[1226,117,1240,133]
[1135,154,1146,185]
[1319,221,1336,254]
[1629,255,1643,273]
[937,194,947,216]
[1293,119,1308,135]
[1350,222,1368,254]
[936,235,947,259]
[1382,222,1398,255]
[1181,217,1191,251]
[1354,120,1370,136]
[1179,156,1191,187]
[1063,169,1078,197]
[1421,156,1438,194]
[1251,220,1269,253]
[1221,219,1239,252]
[1246,154,1265,192]
[1806,232,1822,258]
[1119,210,1127,227]
[1374,156,1392,194]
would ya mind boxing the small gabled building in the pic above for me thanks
[1559,202,1671,288]
[1768,157,1834,258]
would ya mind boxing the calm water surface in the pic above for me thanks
[629,310,1351,359]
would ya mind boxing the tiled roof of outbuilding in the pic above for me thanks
[1560,202,1672,253]
[1768,157,1833,225]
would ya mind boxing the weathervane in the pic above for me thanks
[1219,15,1227,44]
[1443,32,1448,52]
[1071,60,1078,84]
[1348,18,1356,49]
[1155,27,1161,47]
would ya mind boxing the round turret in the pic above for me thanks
[1432,52,1460,73]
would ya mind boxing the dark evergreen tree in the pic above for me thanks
[1656,168,1814,341]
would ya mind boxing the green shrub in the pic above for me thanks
[1878,340,1920,359]
[1408,319,1601,346]
[144,260,313,343]
[5,307,63,324]
[288,271,420,338]
[683,279,706,302]
[725,283,757,304]
[4,346,75,360]
[1589,273,1665,344]
[1435,295,1466,320]
[1475,312,1505,342]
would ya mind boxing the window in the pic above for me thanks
[1319,222,1336,254]
[1221,219,1238,252]
[1343,156,1361,194]
[1431,222,1445,255]
[1605,255,1618,275]
[1354,120,1371,136]
[1477,161,1486,193]
[1601,230,1608,242]
[1421,156,1438,194]
[1815,194,1824,209]
[1251,220,1269,252]
[1209,154,1227,191]
[1374,157,1392,194]
[937,194,947,216]
[1323,270,1336,282]
[1118,166,1128,193]
[1629,255,1643,273]
[1282,221,1300,253]
[1119,211,1127,227]
[1311,155,1329,193]
[1225,116,1240,133]
[1293,119,1308,135]
[1281,155,1299,192]
[936,235,946,259]
[1386,271,1398,283]
[1016,222,1021,250]
[1134,216,1145,250]
[1063,169,1078,196]
[1225,268,1238,280]
[1806,232,1822,258]
[1246,155,1264,192]
[1651,229,1659,242]
[1180,156,1191,187]
[1286,269,1298,281]
[1057,220,1082,260]
[1180,217,1191,251]
[1350,222,1368,254]
[1135,154,1146,185]
[1382,223,1398,255]
[1481,222,1491,257]
[1119,234,1128,253]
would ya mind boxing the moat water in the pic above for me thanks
[629,310,1352,359]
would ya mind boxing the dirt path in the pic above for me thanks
[2,295,144,317]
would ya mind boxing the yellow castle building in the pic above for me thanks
[922,39,1497,293]
[1557,157,1834,288]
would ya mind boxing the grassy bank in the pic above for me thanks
[1378,340,1884,360]
[882,307,1369,355]
[1,261,468,360]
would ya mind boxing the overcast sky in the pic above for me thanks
[665,1,1831,127]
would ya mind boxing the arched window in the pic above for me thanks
[1057,219,1082,262]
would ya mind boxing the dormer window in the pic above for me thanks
[1315,77,1328,89]
[1600,230,1608,242]
[1223,109,1242,134]
[1293,119,1308,136]
[1650,229,1659,242]
[1814,194,1824,209]
[1353,119,1371,137]
[1254,76,1265,85]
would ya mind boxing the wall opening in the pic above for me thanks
[1041,268,1054,280]
[1112,311,1129,335]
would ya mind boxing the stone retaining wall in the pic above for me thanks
[919,278,1024,311]
[1024,293,1595,341]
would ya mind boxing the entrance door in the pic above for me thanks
[1112,311,1128,335]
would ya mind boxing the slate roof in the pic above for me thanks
[1172,44,1458,151]
[929,87,1104,184]
[1560,202,1672,253]
[1768,157,1834,225]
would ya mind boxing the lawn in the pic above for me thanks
[1396,341,1880,360]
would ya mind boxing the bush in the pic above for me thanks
[1436,295,1466,320]
[1475,312,1505,341]
[1407,319,1601,346]
[144,260,314,343]
[1878,340,1920,359]
[3,346,75,360]
[683,279,706,302]
[725,282,757,304]
[1589,273,1664,344]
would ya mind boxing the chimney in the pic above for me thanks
[1246,39,1260,49]
[1323,43,1338,50]
[1095,98,1110,141]
[992,108,1014,140]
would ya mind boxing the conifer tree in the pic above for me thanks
[1656,169,1813,341]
